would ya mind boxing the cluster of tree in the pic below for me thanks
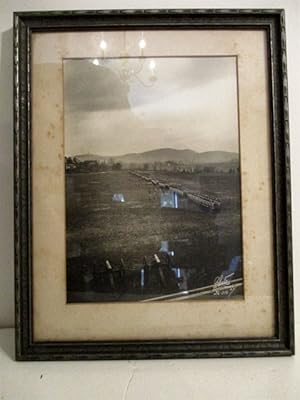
[65,156,239,174]
[140,161,239,174]
[65,157,122,173]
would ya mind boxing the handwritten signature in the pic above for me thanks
[212,272,236,297]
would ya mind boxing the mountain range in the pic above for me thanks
[73,148,238,165]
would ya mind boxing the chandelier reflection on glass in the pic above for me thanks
[92,32,157,87]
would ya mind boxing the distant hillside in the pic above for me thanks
[73,153,108,162]
[73,148,238,165]
[116,148,238,164]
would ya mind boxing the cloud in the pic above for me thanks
[64,60,130,112]
[64,57,239,156]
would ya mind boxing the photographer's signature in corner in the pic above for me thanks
[213,272,236,297]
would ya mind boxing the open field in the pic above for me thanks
[66,169,243,302]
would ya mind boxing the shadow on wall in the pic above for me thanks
[0,329,15,361]
[0,28,14,328]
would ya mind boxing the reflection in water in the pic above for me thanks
[112,193,125,202]
[160,188,221,211]
[140,267,145,288]
[222,255,242,276]
[159,240,175,256]
[175,267,181,279]
[160,190,179,208]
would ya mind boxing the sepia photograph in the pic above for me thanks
[15,8,294,361]
[64,55,243,303]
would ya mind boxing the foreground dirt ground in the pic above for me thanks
[66,170,243,302]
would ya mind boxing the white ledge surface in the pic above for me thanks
[0,327,299,399]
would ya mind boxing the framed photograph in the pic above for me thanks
[14,9,294,360]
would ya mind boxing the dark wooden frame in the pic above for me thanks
[14,8,294,361]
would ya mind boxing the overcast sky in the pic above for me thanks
[64,57,239,156]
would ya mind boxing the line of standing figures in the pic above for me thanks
[68,252,184,295]
[100,253,181,293]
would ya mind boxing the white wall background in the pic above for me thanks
[0,1,299,398]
